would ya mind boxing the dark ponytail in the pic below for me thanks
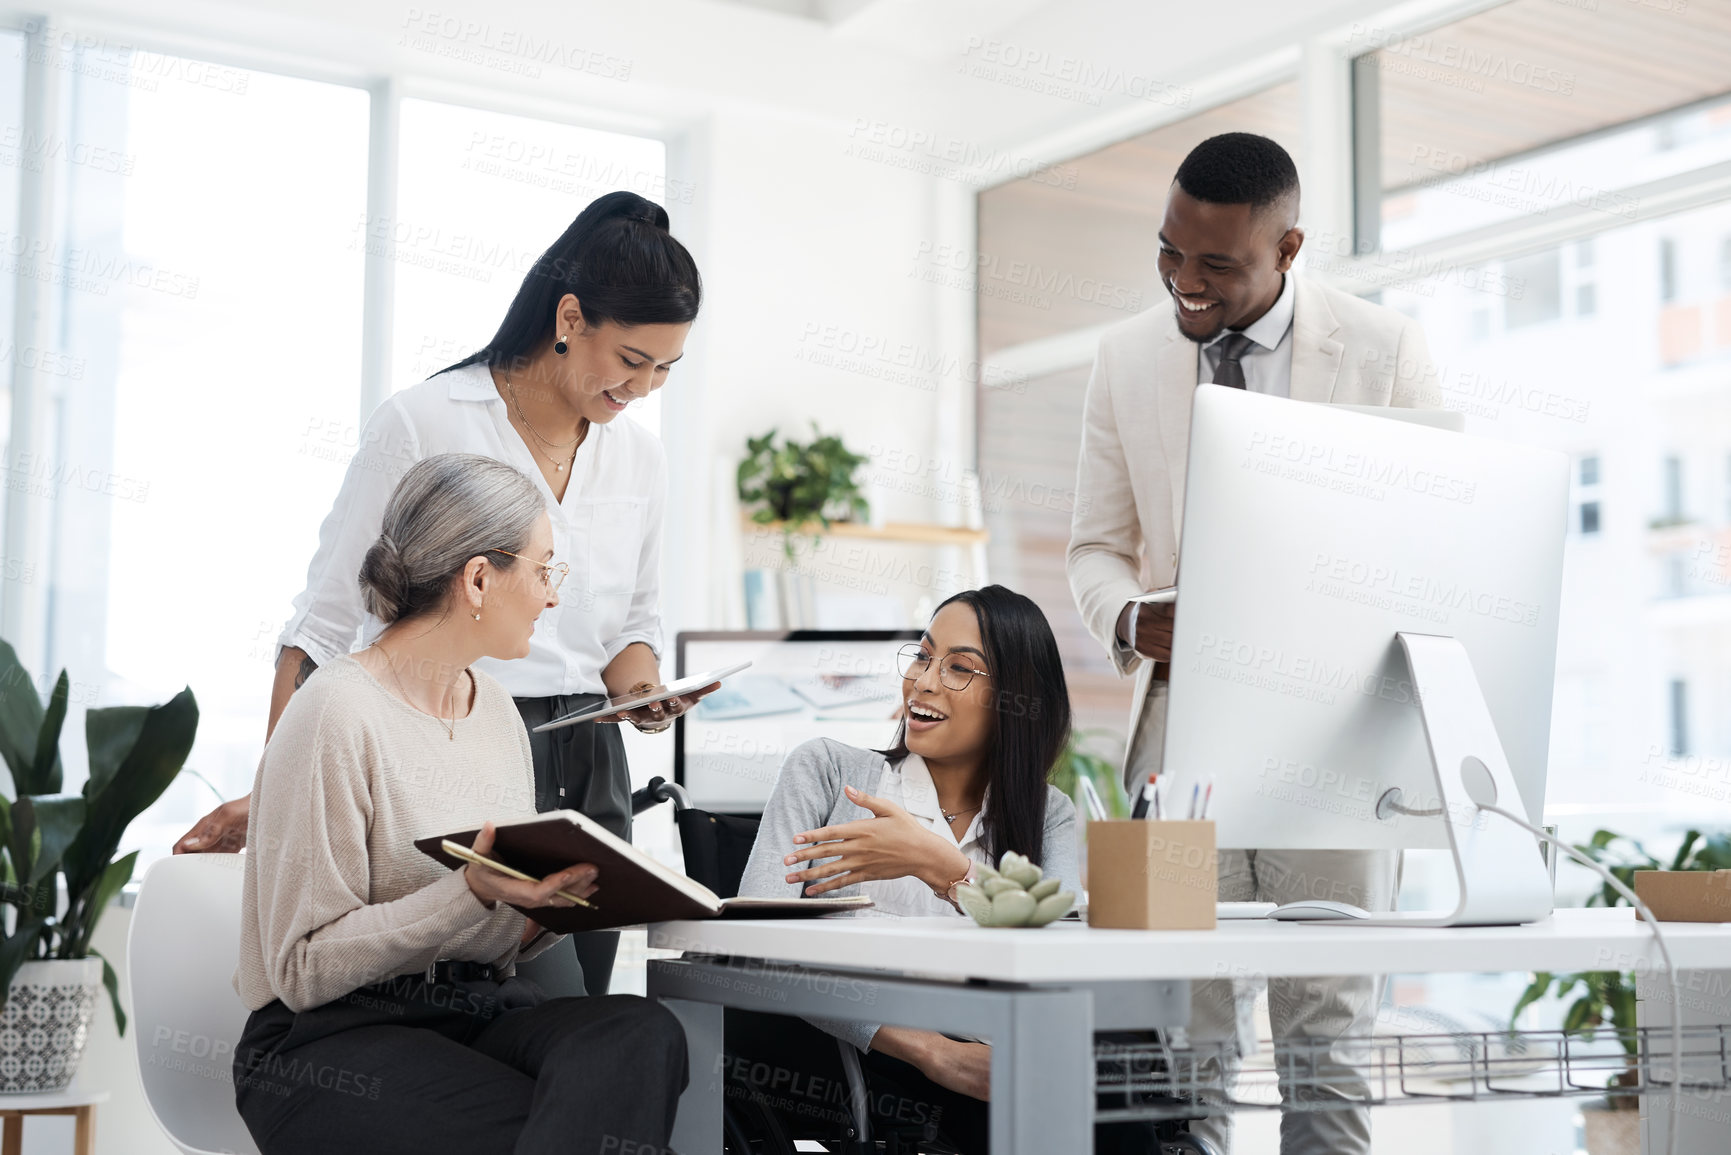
[441,190,701,374]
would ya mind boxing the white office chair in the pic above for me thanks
[127,854,260,1155]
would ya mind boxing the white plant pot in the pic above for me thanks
[0,957,102,1093]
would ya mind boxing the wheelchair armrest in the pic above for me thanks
[629,776,693,815]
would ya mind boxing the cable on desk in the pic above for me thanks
[1478,803,1683,1155]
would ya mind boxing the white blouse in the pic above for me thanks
[278,362,666,698]
[854,753,990,918]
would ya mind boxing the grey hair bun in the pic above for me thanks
[358,533,412,624]
[355,454,545,627]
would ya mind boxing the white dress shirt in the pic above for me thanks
[855,753,990,919]
[279,362,665,698]
[1195,272,1296,397]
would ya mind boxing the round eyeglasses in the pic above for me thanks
[489,548,570,595]
[895,643,990,691]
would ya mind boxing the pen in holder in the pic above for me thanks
[1086,820,1217,930]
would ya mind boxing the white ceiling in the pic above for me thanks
[36,0,1449,154]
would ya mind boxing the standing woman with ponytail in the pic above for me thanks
[176,191,706,997]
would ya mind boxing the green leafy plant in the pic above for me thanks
[0,640,198,1034]
[1048,728,1129,819]
[1512,828,1731,1107]
[737,424,870,557]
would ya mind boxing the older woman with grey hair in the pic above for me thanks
[232,452,686,1155]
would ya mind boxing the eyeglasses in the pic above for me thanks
[896,643,990,691]
[489,548,570,595]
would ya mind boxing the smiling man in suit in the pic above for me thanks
[1067,133,1440,1155]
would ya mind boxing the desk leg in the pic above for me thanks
[73,1107,94,1155]
[660,996,724,1155]
[1,1115,18,1155]
[1639,968,1731,1154]
[988,987,1094,1155]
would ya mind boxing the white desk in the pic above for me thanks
[645,909,1731,1155]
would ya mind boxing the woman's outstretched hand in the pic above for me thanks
[462,821,599,910]
[783,786,970,896]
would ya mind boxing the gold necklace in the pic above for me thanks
[372,641,460,740]
[504,373,585,473]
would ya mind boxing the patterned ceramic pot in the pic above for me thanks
[0,958,102,1093]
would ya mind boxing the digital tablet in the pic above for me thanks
[530,661,752,732]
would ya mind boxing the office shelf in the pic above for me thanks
[740,515,988,547]
[1092,1023,1731,1122]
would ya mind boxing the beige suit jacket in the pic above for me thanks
[1065,275,1442,792]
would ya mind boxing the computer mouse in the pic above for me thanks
[1268,899,1372,921]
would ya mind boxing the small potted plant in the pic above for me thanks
[737,424,871,627]
[0,641,197,1093]
[736,423,871,558]
[1511,827,1731,1155]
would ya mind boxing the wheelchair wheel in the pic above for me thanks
[1162,1134,1222,1155]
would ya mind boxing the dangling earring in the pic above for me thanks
[554,334,569,355]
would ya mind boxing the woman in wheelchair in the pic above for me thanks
[231,454,686,1155]
[732,584,1080,1152]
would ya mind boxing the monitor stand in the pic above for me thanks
[1349,632,1555,928]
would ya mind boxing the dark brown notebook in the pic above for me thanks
[414,810,872,933]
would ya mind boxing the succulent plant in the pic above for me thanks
[954,851,1075,928]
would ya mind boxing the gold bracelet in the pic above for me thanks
[930,859,976,903]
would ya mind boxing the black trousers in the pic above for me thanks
[514,693,632,998]
[724,1009,985,1151]
[723,1011,1169,1154]
[234,975,686,1155]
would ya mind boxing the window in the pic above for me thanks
[0,30,31,620]
[1576,455,1601,536]
[390,99,669,436]
[1660,238,1678,303]
[48,49,372,857]
[1720,237,1731,291]
[1573,239,1596,317]
[1504,249,1561,329]
[1663,455,1685,523]
[1669,679,1689,757]
[1361,0,1731,248]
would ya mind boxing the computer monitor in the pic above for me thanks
[1160,386,1568,866]
[674,630,920,812]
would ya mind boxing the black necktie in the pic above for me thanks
[1211,332,1254,390]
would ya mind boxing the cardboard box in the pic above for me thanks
[1633,869,1731,922]
[1086,820,1216,930]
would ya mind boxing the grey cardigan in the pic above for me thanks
[738,737,1081,1052]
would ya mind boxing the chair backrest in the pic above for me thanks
[127,853,260,1155]
[673,809,761,898]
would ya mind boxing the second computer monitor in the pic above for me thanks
[1160,386,1569,851]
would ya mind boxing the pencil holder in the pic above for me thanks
[1085,820,1217,930]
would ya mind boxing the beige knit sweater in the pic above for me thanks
[235,653,560,1013]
